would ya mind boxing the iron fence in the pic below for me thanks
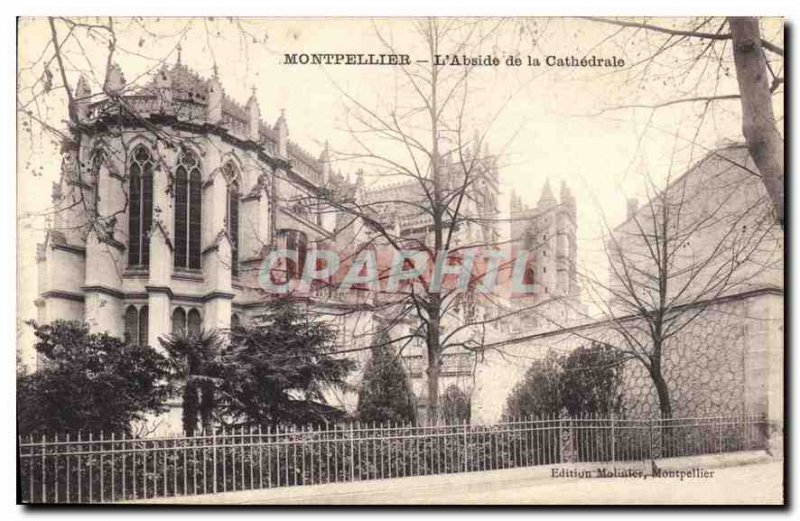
[18,414,768,503]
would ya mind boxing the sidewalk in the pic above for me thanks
[131,451,782,505]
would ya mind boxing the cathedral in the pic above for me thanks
[36,58,360,354]
[508,178,580,327]
[33,58,580,427]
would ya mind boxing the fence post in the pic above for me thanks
[610,416,616,463]
[41,433,47,503]
[349,423,355,483]
[100,432,105,503]
[648,417,654,463]
[110,432,116,502]
[558,410,575,464]
[77,431,83,503]
[65,433,71,503]
[462,420,468,473]
[212,429,218,494]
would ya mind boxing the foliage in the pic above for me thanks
[18,421,562,502]
[356,332,417,424]
[503,343,623,419]
[442,385,471,424]
[503,352,563,419]
[17,320,171,437]
[21,414,763,503]
[560,344,624,416]
[159,330,223,435]
[216,299,356,427]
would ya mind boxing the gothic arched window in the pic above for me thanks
[128,146,154,267]
[231,313,241,331]
[223,163,240,277]
[174,149,202,269]
[138,305,149,346]
[187,308,202,337]
[124,305,138,344]
[279,229,308,280]
[124,305,149,345]
[172,307,186,335]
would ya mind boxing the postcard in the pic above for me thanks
[16,16,784,505]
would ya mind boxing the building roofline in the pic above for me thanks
[614,143,750,232]
[483,286,782,351]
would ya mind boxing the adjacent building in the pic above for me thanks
[473,145,783,452]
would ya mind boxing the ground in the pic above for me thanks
[133,451,783,505]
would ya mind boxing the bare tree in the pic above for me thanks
[584,16,784,227]
[578,148,780,418]
[292,19,546,424]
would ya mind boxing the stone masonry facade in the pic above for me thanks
[472,288,783,423]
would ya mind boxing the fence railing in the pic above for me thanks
[18,414,768,504]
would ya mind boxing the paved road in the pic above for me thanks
[134,451,783,505]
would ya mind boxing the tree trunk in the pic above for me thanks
[425,19,444,428]
[200,380,215,433]
[651,369,673,420]
[182,383,199,436]
[728,17,784,227]
[426,311,442,425]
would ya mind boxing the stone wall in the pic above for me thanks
[621,299,748,418]
[471,289,783,424]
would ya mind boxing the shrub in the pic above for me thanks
[18,320,171,437]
